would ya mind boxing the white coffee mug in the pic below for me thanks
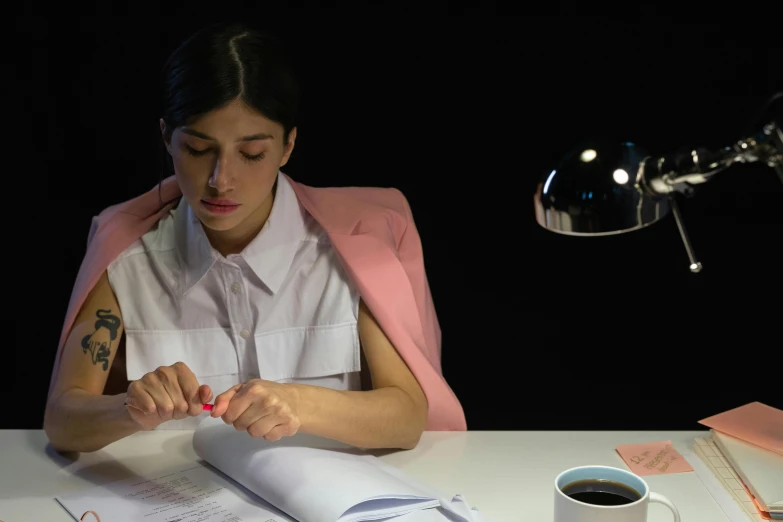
[554,465,680,522]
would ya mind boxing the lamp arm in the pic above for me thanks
[633,120,783,274]
[638,121,783,196]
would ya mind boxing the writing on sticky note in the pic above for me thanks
[615,440,693,476]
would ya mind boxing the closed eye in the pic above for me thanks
[242,152,265,162]
[184,144,209,157]
[184,144,264,162]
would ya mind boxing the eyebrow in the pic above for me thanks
[181,128,274,142]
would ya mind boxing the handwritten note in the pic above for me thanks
[616,440,693,476]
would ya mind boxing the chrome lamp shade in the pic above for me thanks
[532,100,783,273]
[533,141,671,236]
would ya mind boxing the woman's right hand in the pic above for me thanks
[125,362,212,430]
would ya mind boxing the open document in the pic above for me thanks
[55,416,485,522]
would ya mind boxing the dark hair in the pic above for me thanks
[157,22,300,206]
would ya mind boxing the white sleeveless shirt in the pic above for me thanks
[107,173,362,430]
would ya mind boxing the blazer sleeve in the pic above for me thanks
[392,188,444,374]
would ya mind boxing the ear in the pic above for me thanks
[159,118,172,155]
[279,127,297,167]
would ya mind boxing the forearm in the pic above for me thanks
[293,384,426,450]
[44,389,142,453]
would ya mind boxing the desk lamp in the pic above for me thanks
[533,93,783,272]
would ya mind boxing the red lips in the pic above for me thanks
[201,198,240,214]
[202,198,239,206]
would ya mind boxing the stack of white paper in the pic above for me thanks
[55,416,485,522]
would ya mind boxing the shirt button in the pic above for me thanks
[239,329,251,339]
[231,282,241,294]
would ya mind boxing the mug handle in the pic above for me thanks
[650,492,681,522]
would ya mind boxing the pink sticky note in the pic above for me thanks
[615,440,694,476]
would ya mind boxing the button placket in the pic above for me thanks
[217,261,241,376]
[238,273,260,380]
[222,261,249,377]
[228,258,257,381]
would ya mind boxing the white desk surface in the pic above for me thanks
[0,429,730,522]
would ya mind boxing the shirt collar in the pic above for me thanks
[173,198,218,296]
[239,173,307,293]
[174,172,307,296]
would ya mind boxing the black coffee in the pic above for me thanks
[562,479,642,506]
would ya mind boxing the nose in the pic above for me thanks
[208,156,234,193]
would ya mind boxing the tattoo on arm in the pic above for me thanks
[81,309,121,371]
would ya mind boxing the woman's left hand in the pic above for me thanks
[211,379,301,441]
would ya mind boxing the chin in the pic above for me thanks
[199,215,242,232]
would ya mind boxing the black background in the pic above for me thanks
[8,11,783,431]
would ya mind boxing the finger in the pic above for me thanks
[222,384,262,425]
[143,372,176,421]
[232,401,272,432]
[125,388,156,415]
[200,384,213,404]
[127,380,158,415]
[245,413,282,438]
[212,384,241,418]
[171,362,204,416]
[262,421,299,442]
[154,366,189,418]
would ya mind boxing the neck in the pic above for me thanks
[203,188,275,257]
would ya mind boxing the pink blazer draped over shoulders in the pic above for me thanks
[48,173,467,431]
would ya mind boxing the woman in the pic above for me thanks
[44,22,465,453]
